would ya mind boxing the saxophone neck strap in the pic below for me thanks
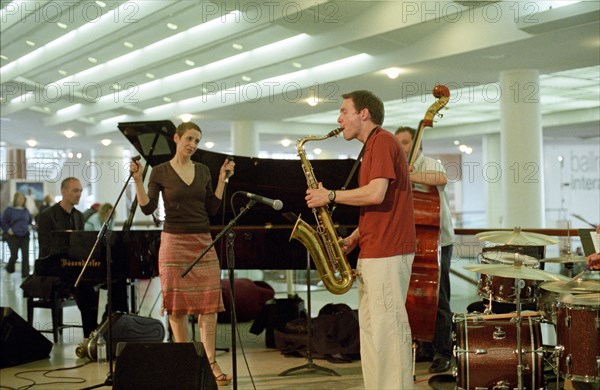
[340,126,378,191]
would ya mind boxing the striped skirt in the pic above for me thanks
[159,232,224,316]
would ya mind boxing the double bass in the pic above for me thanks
[405,85,450,342]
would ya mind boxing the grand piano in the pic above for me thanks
[118,120,361,271]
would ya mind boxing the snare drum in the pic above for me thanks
[556,293,600,383]
[454,313,544,390]
[478,251,539,303]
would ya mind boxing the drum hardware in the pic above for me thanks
[493,327,506,340]
[491,380,511,390]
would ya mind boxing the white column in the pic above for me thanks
[499,69,545,228]
[231,121,259,157]
[483,133,502,227]
[88,146,129,226]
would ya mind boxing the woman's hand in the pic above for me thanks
[219,158,235,182]
[130,160,143,183]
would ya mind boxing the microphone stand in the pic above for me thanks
[76,167,134,389]
[279,250,340,377]
[181,199,257,390]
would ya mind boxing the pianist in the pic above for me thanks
[37,177,99,338]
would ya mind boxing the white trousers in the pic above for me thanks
[357,254,415,389]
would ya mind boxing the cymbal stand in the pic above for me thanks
[279,250,340,377]
[514,275,525,390]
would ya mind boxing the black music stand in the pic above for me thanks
[76,165,136,389]
[279,250,340,377]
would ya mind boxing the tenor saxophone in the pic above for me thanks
[289,128,355,294]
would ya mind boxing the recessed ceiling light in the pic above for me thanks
[292,62,302,68]
[313,148,322,155]
[185,59,195,66]
[241,75,251,82]
[163,97,172,102]
[26,40,35,47]
[167,23,178,30]
[232,43,243,50]
[57,22,67,29]
[88,56,98,63]
[58,69,67,75]
[384,67,402,79]
[101,139,112,146]
[43,106,51,112]
[204,142,215,149]
[26,139,38,147]
[76,153,82,159]
[63,130,76,138]
[123,41,134,48]
[453,140,460,145]
[180,113,192,122]
[68,152,73,158]
[145,72,155,79]
[112,83,121,90]
[280,139,291,147]
[96,1,106,7]
[306,97,319,107]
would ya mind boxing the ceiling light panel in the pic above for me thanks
[1,1,110,62]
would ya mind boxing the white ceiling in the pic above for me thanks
[1,0,599,158]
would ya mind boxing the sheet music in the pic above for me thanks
[591,231,600,253]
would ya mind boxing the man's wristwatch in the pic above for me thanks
[328,190,336,203]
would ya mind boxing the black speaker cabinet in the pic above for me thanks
[113,342,217,390]
[0,307,53,368]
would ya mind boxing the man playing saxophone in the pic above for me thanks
[305,90,416,389]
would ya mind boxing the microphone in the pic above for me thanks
[225,156,234,183]
[241,191,283,210]
[132,155,141,162]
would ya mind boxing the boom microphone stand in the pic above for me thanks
[279,250,340,377]
[76,158,138,389]
[181,199,257,390]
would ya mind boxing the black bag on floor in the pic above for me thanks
[76,312,165,360]
[250,295,306,348]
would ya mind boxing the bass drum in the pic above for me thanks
[454,314,544,390]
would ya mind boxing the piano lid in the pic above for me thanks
[118,120,360,226]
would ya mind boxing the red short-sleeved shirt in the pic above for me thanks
[358,128,416,258]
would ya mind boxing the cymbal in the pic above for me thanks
[464,263,569,281]
[559,292,600,306]
[475,227,558,246]
[540,280,600,294]
[482,251,539,265]
[540,254,587,263]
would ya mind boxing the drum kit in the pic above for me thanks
[455,227,600,390]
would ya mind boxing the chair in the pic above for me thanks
[21,275,81,342]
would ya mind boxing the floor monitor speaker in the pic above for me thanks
[0,307,53,368]
[113,341,217,390]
